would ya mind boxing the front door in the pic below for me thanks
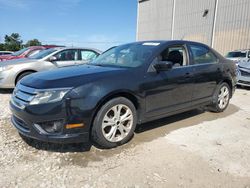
[143,45,194,118]
[53,49,78,67]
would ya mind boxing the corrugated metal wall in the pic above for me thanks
[173,0,216,45]
[213,0,250,54]
[137,0,250,54]
[137,0,174,40]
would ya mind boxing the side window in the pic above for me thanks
[27,50,42,57]
[80,50,97,61]
[190,45,218,64]
[158,46,187,67]
[55,50,78,61]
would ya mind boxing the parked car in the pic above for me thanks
[237,61,250,87]
[0,45,62,62]
[10,40,237,149]
[0,47,101,88]
[225,49,250,64]
[0,51,13,55]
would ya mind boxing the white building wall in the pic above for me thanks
[137,0,250,54]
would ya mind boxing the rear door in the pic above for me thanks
[52,49,78,67]
[188,44,223,105]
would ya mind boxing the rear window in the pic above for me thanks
[226,51,247,58]
[190,45,218,64]
[12,48,28,56]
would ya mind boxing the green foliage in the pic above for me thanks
[1,33,42,51]
[25,39,42,47]
[0,43,5,51]
[4,33,23,51]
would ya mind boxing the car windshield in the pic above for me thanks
[90,43,158,68]
[226,51,247,58]
[11,48,28,56]
[30,48,57,59]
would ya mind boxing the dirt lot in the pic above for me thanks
[0,88,250,188]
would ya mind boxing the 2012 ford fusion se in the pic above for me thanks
[10,40,237,149]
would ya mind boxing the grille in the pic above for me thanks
[240,69,250,77]
[12,116,30,132]
[12,84,36,108]
[238,80,250,85]
[13,84,36,103]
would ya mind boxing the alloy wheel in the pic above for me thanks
[218,86,230,109]
[101,104,133,142]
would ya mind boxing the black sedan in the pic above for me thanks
[10,40,237,148]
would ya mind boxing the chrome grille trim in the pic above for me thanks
[12,84,37,108]
[15,90,35,102]
[17,84,36,94]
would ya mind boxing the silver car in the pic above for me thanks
[0,51,13,55]
[237,61,250,87]
[0,47,102,88]
[226,49,250,64]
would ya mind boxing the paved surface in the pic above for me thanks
[0,88,250,188]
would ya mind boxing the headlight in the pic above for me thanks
[30,89,71,105]
[0,65,13,72]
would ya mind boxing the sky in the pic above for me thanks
[0,0,138,50]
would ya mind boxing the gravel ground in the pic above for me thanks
[0,88,250,188]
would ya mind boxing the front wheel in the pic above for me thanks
[91,97,137,149]
[209,82,231,112]
[16,71,34,85]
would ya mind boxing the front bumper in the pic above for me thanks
[0,70,15,88]
[11,115,89,143]
[10,97,91,144]
[237,68,250,87]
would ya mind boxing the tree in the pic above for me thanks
[4,33,23,51]
[0,43,5,51]
[25,39,42,47]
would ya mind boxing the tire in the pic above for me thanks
[209,82,231,113]
[16,71,34,85]
[91,97,137,149]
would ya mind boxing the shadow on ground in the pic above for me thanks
[0,89,13,94]
[20,134,92,153]
[19,103,239,156]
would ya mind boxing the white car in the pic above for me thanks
[0,51,13,55]
[237,61,250,87]
[226,50,250,64]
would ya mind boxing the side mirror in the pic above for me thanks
[154,61,173,72]
[48,56,57,62]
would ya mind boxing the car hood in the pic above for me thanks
[226,57,241,61]
[20,65,126,89]
[238,62,250,71]
[0,54,20,61]
[0,58,38,66]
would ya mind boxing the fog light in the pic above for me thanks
[38,120,64,134]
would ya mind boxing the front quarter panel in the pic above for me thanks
[66,70,144,130]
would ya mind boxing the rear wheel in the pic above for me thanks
[209,82,231,112]
[91,97,137,149]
